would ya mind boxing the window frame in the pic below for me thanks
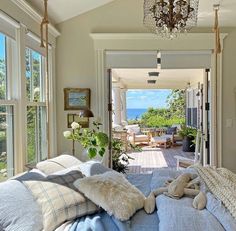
[25,47,47,164]
[0,13,57,175]
[0,33,17,178]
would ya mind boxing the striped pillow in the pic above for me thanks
[23,172,98,231]
[44,170,84,191]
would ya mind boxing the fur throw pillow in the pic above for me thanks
[74,171,145,221]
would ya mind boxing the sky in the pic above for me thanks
[0,33,5,59]
[127,89,171,109]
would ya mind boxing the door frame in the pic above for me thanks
[90,33,227,167]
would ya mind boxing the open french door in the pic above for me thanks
[202,69,211,165]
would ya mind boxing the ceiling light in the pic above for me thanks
[148,72,160,77]
[147,80,157,84]
[144,0,199,39]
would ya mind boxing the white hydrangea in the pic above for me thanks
[63,131,72,138]
[71,122,80,130]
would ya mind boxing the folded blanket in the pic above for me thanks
[157,195,225,231]
[192,165,236,219]
[69,213,120,231]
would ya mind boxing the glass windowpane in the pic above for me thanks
[27,106,47,163]
[0,33,7,100]
[0,105,14,181]
[25,48,45,102]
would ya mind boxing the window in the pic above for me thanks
[26,48,47,163]
[0,33,15,180]
[0,12,55,177]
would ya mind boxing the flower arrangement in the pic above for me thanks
[63,121,109,159]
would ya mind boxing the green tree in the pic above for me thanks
[0,59,6,100]
[136,89,186,128]
[166,89,186,119]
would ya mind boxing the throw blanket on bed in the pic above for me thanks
[193,165,236,219]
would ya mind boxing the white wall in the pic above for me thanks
[222,29,236,172]
[56,0,236,171]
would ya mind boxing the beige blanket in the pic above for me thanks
[192,165,236,219]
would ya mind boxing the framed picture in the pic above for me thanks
[64,88,90,110]
[67,114,89,128]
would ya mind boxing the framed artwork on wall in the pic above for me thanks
[64,88,90,110]
[67,114,89,128]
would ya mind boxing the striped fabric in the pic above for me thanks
[24,171,98,231]
[45,170,84,191]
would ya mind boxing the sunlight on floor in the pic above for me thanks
[128,147,168,168]
[127,146,194,174]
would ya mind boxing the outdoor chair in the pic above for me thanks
[125,124,150,145]
[174,130,202,170]
[162,125,182,146]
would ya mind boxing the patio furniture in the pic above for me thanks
[151,136,172,149]
[125,124,150,145]
[175,130,202,170]
[163,125,183,145]
[113,130,128,150]
[141,127,166,137]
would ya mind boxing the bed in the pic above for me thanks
[0,156,235,231]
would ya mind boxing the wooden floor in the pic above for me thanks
[128,145,194,174]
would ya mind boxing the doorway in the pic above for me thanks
[91,32,225,168]
[108,67,210,173]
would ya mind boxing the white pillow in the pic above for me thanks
[125,124,141,135]
[36,154,82,175]
[74,171,145,221]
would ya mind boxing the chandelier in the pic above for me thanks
[144,0,199,39]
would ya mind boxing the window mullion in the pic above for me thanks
[40,56,44,102]
[30,50,33,102]
[14,25,27,174]
[36,106,40,162]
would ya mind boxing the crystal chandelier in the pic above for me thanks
[144,0,199,39]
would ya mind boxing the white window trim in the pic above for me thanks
[0,11,57,173]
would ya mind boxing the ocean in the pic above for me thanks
[127,108,147,120]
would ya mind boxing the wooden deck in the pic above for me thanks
[127,145,194,174]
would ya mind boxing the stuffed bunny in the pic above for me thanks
[144,173,207,214]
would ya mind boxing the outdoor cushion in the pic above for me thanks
[129,134,149,142]
[163,134,175,139]
[151,136,171,143]
[166,127,177,135]
[125,124,141,135]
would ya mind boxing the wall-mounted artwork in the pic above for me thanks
[64,88,90,110]
[67,114,89,128]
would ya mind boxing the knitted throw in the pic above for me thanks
[192,165,236,219]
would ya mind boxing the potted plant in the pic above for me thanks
[64,121,139,173]
[63,121,109,159]
[112,139,136,174]
[178,125,197,152]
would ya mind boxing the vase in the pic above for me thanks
[80,149,90,162]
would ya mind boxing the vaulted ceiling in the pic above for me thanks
[25,0,236,26]
[25,0,115,24]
